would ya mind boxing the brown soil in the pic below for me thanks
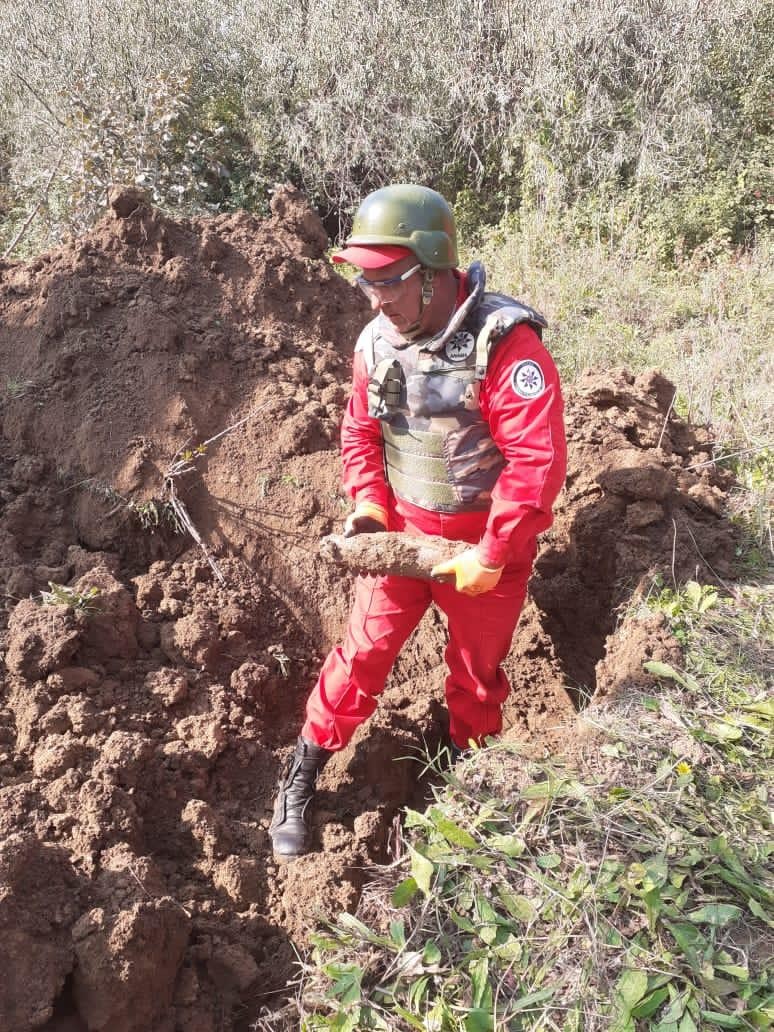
[319,531,469,578]
[0,187,738,1031]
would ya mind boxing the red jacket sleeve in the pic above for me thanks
[476,324,567,567]
[340,350,390,508]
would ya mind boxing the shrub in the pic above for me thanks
[0,0,770,252]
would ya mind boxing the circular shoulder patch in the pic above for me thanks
[511,359,545,399]
[444,331,475,363]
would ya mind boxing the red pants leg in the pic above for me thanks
[302,573,431,750]
[431,556,533,748]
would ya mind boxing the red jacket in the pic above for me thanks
[340,287,567,568]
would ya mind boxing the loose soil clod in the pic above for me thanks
[0,189,738,1031]
[319,531,468,578]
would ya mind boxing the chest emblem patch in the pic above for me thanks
[511,359,545,398]
[444,331,475,362]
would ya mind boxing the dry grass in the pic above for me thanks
[289,587,773,1030]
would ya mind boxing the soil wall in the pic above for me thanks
[0,188,737,1031]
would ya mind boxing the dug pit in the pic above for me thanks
[0,188,737,1031]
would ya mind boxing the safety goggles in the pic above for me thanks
[355,263,422,300]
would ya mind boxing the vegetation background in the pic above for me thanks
[2,0,769,555]
[0,0,770,252]
[0,2,771,1028]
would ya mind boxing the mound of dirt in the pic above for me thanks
[0,188,737,1031]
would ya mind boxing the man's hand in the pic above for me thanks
[430,548,504,596]
[343,501,388,538]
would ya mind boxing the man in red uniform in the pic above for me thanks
[270,185,566,858]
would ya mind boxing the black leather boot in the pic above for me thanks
[269,737,332,859]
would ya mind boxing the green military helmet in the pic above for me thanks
[347,184,458,269]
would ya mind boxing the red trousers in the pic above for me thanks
[302,499,536,750]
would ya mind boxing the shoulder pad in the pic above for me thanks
[472,296,548,380]
[475,292,547,335]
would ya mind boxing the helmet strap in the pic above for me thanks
[396,268,435,342]
[421,268,435,306]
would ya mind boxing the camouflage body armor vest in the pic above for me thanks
[357,264,547,513]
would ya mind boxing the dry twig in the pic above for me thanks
[162,405,269,585]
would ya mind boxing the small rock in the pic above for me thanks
[625,500,664,530]
[146,668,188,707]
[206,943,258,994]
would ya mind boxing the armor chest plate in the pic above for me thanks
[358,287,546,513]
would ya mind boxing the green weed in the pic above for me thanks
[295,587,773,1030]
[5,377,36,399]
[39,582,101,612]
[646,578,722,644]
[129,498,185,535]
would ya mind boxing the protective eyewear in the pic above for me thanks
[356,263,422,299]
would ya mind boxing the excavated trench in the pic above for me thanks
[0,189,738,1032]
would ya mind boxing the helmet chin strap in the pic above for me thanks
[401,269,435,340]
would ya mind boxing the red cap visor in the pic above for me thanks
[332,243,413,269]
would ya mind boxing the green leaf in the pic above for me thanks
[715,962,749,979]
[392,877,419,908]
[708,720,743,741]
[404,808,432,828]
[700,1011,743,1028]
[337,912,387,945]
[392,1003,428,1031]
[536,853,562,870]
[644,660,690,687]
[487,833,525,857]
[496,887,537,922]
[745,1009,774,1029]
[422,940,442,967]
[521,780,553,799]
[609,1016,636,1032]
[468,956,491,1009]
[335,1009,361,1032]
[677,1013,698,1032]
[687,903,743,927]
[476,895,499,923]
[407,974,430,1009]
[699,590,719,612]
[631,986,670,1018]
[493,936,523,962]
[409,846,435,895]
[614,969,649,1011]
[389,919,406,947]
[742,698,774,718]
[659,989,688,1024]
[450,910,477,933]
[428,807,478,848]
[510,987,556,1012]
[748,897,774,927]
[465,1009,494,1032]
[666,922,706,970]
[476,896,499,944]
[324,962,363,1005]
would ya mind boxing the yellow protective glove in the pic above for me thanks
[343,501,388,538]
[430,548,504,596]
